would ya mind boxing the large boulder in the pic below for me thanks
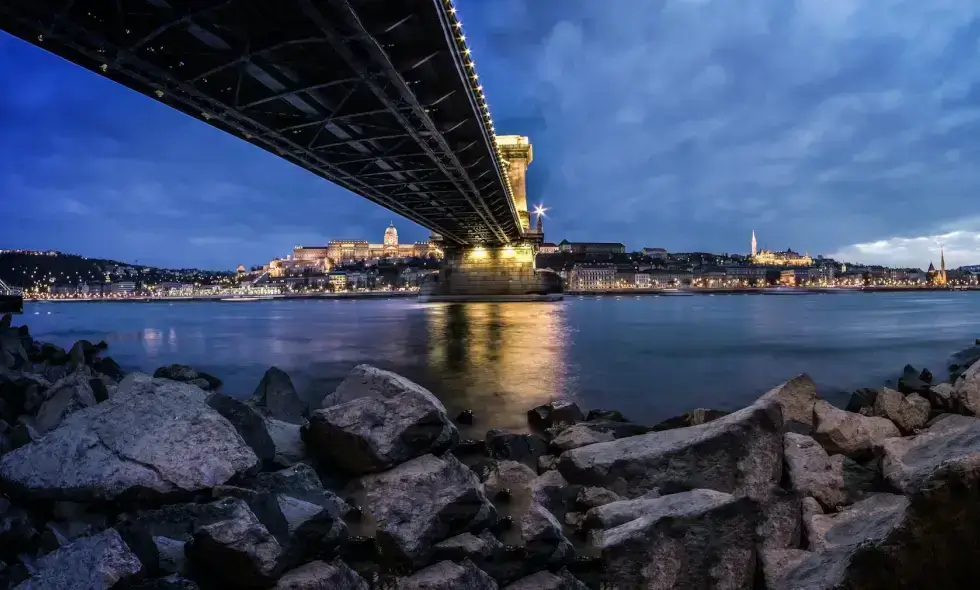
[0,377,258,501]
[756,373,819,430]
[548,420,649,453]
[13,528,142,590]
[251,367,307,424]
[320,364,444,410]
[588,489,757,589]
[872,388,930,434]
[305,391,457,474]
[811,400,899,456]
[876,417,980,493]
[527,400,583,431]
[275,559,368,589]
[783,433,848,510]
[775,426,980,589]
[185,498,282,589]
[354,453,496,565]
[952,358,980,415]
[558,393,782,499]
[949,344,980,383]
[395,559,497,590]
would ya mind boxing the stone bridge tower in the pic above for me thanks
[497,135,533,231]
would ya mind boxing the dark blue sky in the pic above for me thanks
[3,0,980,270]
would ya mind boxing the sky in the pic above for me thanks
[3,0,980,270]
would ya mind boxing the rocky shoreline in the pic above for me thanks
[2,311,980,589]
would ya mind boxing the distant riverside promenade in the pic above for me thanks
[2,311,980,588]
[23,290,421,304]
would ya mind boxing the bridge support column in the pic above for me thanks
[421,243,562,300]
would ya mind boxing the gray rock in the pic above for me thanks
[575,486,623,510]
[527,400,584,430]
[34,369,98,434]
[266,418,306,468]
[873,388,930,434]
[252,367,307,424]
[356,453,496,565]
[812,399,900,456]
[759,548,812,590]
[537,455,558,473]
[925,413,978,434]
[152,536,186,575]
[585,489,716,531]
[0,329,29,370]
[274,559,368,589]
[844,387,878,414]
[757,373,819,430]
[952,358,980,415]
[527,470,568,515]
[13,528,142,590]
[757,487,802,550]
[503,569,588,590]
[549,420,650,452]
[305,391,457,474]
[589,489,757,589]
[483,460,537,500]
[0,378,258,501]
[186,498,282,589]
[432,531,502,562]
[520,501,573,563]
[926,382,956,411]
[395,559,497,590]
[558,395,782,499]
[806,494,909,553]
[877,418,980,493]
[206,393,277,465]
[321,364,446,411]
[784,433,847,510]
[586,409,627,422]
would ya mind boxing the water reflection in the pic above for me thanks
[424,303,570,434]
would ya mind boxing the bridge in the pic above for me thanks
[0,279,24,313]
[0,0,561,298]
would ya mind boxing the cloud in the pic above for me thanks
[463,0,980,259]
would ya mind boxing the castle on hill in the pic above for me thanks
[750,231,813,267]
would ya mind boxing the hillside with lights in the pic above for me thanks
[0,250,234,293]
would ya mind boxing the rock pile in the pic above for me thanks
[3,313,980,589]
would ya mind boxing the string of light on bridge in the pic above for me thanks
[444,0,517,211]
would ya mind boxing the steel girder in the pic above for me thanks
[0,0,524,245]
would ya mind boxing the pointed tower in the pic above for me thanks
[751,231,757,258]
[940,246,947,285]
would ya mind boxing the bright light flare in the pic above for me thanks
[533,205,548,218]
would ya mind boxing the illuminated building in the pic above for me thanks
[928,247,948,286]
[265,223,443,276]
[750,230,812,266]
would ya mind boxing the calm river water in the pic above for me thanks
[17,292,980,434]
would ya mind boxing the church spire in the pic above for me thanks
[751,230,757,257]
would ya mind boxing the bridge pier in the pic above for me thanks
[420,243,563,301]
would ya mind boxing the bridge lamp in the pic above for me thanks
[502,246,516,258]
[472,246,488,260]
[534,205,548,219]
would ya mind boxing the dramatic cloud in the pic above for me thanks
[464,0,980,268]
[3,0,980,268]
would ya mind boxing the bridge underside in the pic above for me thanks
[0,0,523,246]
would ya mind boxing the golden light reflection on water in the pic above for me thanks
[424,302,572,434]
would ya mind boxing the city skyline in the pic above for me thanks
[3,1,980,270]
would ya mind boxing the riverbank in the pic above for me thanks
[3,312,980,588]
[23,290,420,304]
[568,286,978,296]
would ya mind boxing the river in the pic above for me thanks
[17,292,980,435]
